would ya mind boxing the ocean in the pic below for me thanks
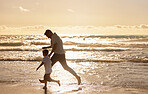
[0,35,148,93]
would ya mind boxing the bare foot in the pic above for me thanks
[43,86,47,89]
[39,79,45,83]
[77,76,81,85]
[57,80,61,86]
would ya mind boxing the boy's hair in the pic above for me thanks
[43,50,49,55]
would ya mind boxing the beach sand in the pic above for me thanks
[0,83,42,94]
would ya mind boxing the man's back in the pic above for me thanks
[51,33,65,54]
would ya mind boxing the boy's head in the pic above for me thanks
[42,50,48,56]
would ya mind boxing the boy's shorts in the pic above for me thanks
[44,73,51,81]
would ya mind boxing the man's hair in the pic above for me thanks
[43,50,49,55]
[44,29,52,35]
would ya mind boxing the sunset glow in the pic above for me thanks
[0,0,148,35]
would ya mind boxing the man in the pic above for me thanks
[42,29,81,85]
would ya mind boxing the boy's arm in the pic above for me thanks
[48,43,57,57]
[36,62,44,71]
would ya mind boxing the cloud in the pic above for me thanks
[0,25,148,35]
[115,25,122,28]
[115,25,148,29]
[0,25,8,30]
[67,9,75,13]
[21,25,46,31]
[115,25,131,28]
[19,6,30,12]
[140,24,148,29]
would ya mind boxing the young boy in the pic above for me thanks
[36,50,60,89]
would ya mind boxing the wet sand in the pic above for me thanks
[1,83,148,94]
[0,83,43,94]
[0,61,148,94]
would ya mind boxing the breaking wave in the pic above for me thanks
[0,42,24,46]
[0,48,39,51]
[0,48,129,52]
[0,58,147,63]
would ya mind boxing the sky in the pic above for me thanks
[0,0,148,35]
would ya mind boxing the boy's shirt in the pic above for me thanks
[42,56,52,74]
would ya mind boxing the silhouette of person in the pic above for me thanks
[36,50,60,89]
[42,29,81,85]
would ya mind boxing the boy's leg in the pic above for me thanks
[44,73,61,86]
[43,80,47,89]
[39,74,47,83]
[42,74,49,89]
[50,78,61,86]
[39,74,48,83]
[47,74,61,86]
[39,79,45,83]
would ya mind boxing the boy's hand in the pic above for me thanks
[36,62,44,71]
[48,53,52,58]
[36,68,39,71]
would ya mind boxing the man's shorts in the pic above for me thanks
[51,54,66,66]
[44,73,51,81]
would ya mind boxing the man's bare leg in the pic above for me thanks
[61,62,81,85]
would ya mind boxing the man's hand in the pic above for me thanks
[42,47,47,49]
[42,46,51,49]
[48,54,51,58]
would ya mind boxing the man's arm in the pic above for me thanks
[36,62,44,71]
[48,43,57,57]
[42,46,52,49]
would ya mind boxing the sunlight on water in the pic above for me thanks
[0,35,148,94]
[63,37,115,44]
[98,39,115,44]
